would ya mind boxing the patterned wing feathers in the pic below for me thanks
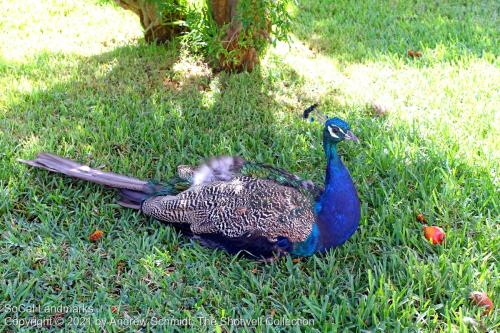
[141,177,314,242]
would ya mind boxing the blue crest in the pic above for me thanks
[325,117,351,130]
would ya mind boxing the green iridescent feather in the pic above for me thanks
[240,162,323,199]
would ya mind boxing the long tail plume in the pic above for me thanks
[18,153,161,209]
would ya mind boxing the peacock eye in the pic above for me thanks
[328,125,342,139]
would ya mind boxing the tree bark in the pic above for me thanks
[210,0,267,72]
[115,0,184,43]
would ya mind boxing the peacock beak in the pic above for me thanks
[345,130,360,143]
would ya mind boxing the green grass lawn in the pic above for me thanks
[1,0,498,331]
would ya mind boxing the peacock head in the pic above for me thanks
[303,104,359,145]
[323,117,359,144]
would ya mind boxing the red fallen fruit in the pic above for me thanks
[469,291,494,315]
[423,226,445,244]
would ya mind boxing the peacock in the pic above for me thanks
[18,107,360,259]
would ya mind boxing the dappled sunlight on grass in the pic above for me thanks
[270,37,344,97]
[266,35,499,172]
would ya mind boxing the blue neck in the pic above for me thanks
[315,140,360,251]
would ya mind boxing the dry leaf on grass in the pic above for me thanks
[469,291,494,315]
[407,50,422,58]
[89,230,104,242]
[416,213,426,223]
[370,103,390,117]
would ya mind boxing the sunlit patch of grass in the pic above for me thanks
[0,0,499,331]
[291,0,499,64]
[267,32,499,170]
[0,0,142,61]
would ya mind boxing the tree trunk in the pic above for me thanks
[115,0,271,72]
[115,0,184,43]
[210,0,268,72]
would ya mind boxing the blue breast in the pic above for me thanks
[315,155,360,252]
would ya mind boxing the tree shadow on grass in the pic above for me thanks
[291,0,498,64]
[1,41,321,262]
[3,45,290,173]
